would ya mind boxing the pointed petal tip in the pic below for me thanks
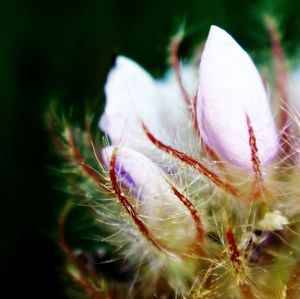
[114,55,138,69]
[203,25,245,61]
[208,25,227,36]
[106,56,139,77]
[114,55,129,65]
[198,25,279,168]
[100,54,166,155]
[207,25,235,43]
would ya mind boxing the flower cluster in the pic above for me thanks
[54,23,300,299]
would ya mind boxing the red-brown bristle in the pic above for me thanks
[265,17,291,157]
[203,143,226,170]
[170,34,192,107]
[67,134,110,192]
[286,261,300,298]
[191,94,200,134]
[226,228,241,266]
[76,277,104,299]
[142,123,239,197]
[226,229,254,297]
[246,114,263,198]
[170,184,204,241]
[170,38,226,170]
[239,284,256,299]
[109,150,170,252]
[170,35,202,148]
[59,203,103,299]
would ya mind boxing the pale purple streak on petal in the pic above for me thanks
[100,146,184,211]
[198,25,278,168]
[101,148,138,196]
[101,146,171,204]
[101,146,196,247]
[117,163,137,188]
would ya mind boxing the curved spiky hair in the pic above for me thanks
[50,20,300,299]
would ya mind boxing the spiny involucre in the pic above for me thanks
[53,23,300,299]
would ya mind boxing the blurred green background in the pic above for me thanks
[1,0,300,297]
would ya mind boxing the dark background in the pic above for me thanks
[1,0,300,297]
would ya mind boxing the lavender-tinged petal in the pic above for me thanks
[117,164,137,189]
[99,56,168,159]
[101,146,196,248]
[101,146,173,203]
[198,25,279,168]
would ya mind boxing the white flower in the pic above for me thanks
[59,22,300,299]
[198,26,278,168]
[99,56,198,161]
[98,24,281,254]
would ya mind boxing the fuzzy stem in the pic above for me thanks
[58,201,104,299]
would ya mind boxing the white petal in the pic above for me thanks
[198,25,278,168]
[99,56,168,159]
[101,146,196,249]
[289,67,300,111]
[288,68,300,165]
[155,64,199,155]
